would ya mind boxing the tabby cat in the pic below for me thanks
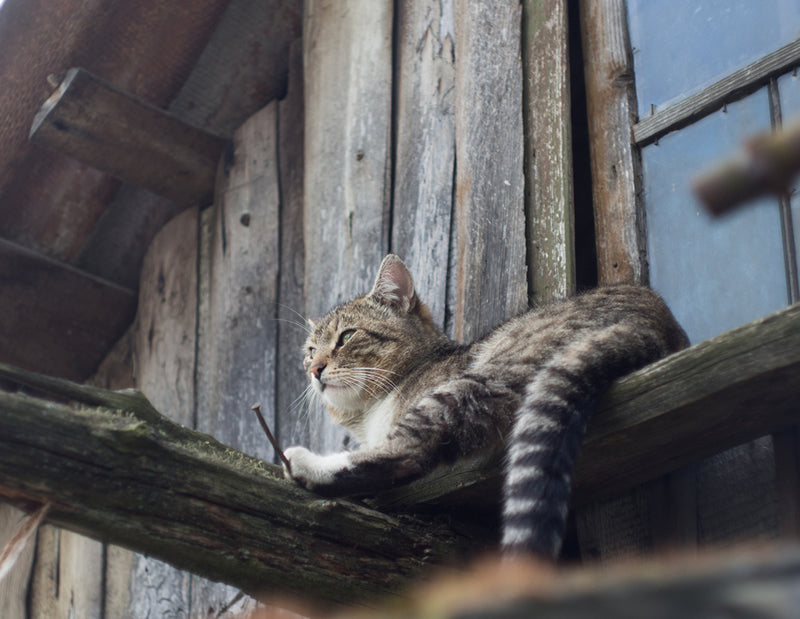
[283,254,688,557]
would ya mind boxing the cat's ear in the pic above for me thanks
[369,254,417,313]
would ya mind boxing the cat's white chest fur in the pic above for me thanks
[355,393,398,447]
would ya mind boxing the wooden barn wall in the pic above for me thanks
[4,0,789,617]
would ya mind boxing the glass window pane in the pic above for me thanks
[643,89,787,344]
[777,71,800,284]
[628,0,800,118]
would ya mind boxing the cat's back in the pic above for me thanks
[470,285,688,376]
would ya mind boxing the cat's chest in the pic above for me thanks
[357,393,399,447]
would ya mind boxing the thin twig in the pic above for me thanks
[250,403,291,473]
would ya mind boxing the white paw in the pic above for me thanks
[283,446,351,491]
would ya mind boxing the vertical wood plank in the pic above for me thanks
[392,0,456,328]
[453,0,527,342]
[303,0,393,453]
[192,102,281,616]
[579,0,646,286]
[126,206,199,618]
[276,39,310,448]
[0,504,36,619]
[522,0,575,303]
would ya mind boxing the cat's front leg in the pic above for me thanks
[283,445,424,496]
[283,446,352,493]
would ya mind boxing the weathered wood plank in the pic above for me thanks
[302,0,393,452]
[392,0,456,328]
[29,68,227,207]
[0,374,469,608]
[522,0,575,303]
[198,103,280,460]
[124,206,200,617]
[29,527,104,619]
[0,238,137,381]
[276,39,310,448]
[453,0,528,342]
[0,504,36,619]
[579,0,646,286]
[634,38,800,147]
[192,103,282,614]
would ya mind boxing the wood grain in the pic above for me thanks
[126,207,199,617]
[522,0,575,303]
[302,0,393,452]
[30,68,227,207]
[453,0,528,342]
[579,0,647,286]
[276,40,310,448]
[392,0,456,328]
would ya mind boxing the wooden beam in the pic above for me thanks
[0,238,137,381]
[29,68,227,207]
[0,363,470,608]
[634,39,800,147]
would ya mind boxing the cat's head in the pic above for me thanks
[303,254,445,427]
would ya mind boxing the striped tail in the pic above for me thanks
[501,324,667,557]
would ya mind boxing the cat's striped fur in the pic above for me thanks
[284,254,688,556]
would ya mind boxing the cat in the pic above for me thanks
[283,254,688,557]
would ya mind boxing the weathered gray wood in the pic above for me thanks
[392,0,456,328]
[29,68,227,207]
[193,102,282,614]
[276,39,310,448]
[579,0,646,286]
[125,206,200,618]
[0,504,36,619]
[0,374,468,608]
[199,102,280,459]
[0,238,137,381]
[452,0,528,342]
[28,527,104,619]
[522,0,575,303]
[302,0,393,452]
[634,39,800,147]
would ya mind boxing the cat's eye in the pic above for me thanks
[337,329,355,347]
[308,347,316,358]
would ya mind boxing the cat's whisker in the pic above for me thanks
[271,317,313,335]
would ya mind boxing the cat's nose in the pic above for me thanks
[309,362,326,380]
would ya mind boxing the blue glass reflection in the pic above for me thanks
[642,89,787,343]
[628,0,800,118]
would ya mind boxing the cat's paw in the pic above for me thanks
[283,446,350,492]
